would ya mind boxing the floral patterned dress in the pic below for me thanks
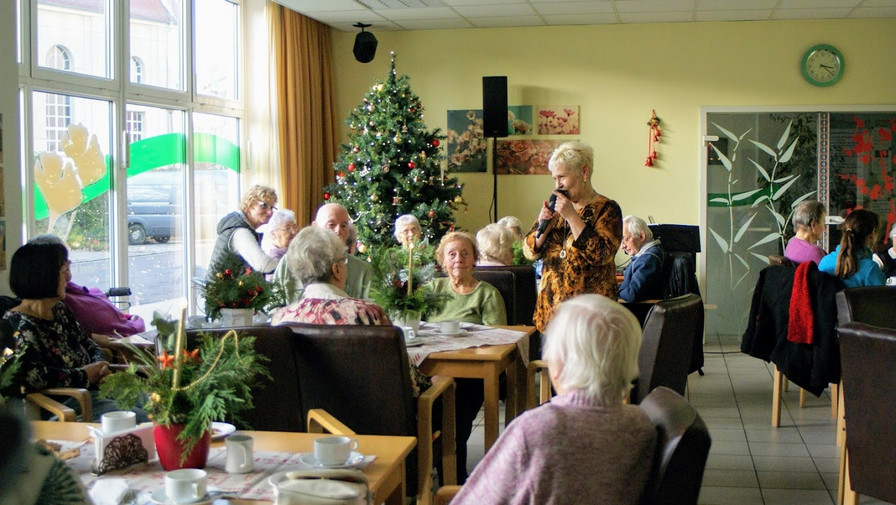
[2,303,105,394]
[524,194,622,332]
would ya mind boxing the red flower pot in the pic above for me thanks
[153,423,211,470]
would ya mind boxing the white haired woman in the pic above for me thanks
[260,209,298,261]
[451,294,657,505]
[393,214,423,249]
[784,200,827,264]
[476,223,515,266]
[271,226,390,326]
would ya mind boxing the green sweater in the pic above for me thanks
[427,277,507,326]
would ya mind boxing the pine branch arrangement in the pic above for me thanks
[100,316,270,461]
[368,244,446,319]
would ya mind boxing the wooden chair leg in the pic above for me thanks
[830,382,839,419]
[538,368,551,405]
[841,444,858,505]
[772,366,784,427]
[837,384,846,447]
[799,388,806,408]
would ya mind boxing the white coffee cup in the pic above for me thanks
[165,469,207,504]
[313,435,358,466]
[225,434,254,473]
[101,411,136,434]
[400,326,416,341]
[439,320,460,334]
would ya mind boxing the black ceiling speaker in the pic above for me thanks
[353,22,377,63]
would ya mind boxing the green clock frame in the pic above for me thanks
[801,44,844,87]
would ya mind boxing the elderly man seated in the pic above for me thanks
[272,203,373,304]
[618,215,666,303]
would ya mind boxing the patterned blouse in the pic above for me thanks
[271,283,390,326]
[2,302,105,394]
[524,194,622,332]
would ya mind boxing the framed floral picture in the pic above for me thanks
[507,106,533,135]
[496,139,569,175]
[446,109,487,173]
[537,106,580,135]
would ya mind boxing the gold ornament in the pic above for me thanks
[372,194,379,201]
[394,134,402,143]
[358,243,367,253]
[454,195,464,203]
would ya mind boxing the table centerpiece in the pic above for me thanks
[203,251,271,326]
[369,242,446,331]
[99,312,270,469]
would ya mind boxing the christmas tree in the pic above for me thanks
[324,52,465,251]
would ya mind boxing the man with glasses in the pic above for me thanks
[272,203,373,304]
[208,185,279,275]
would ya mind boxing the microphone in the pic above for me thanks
[536,190,567,239]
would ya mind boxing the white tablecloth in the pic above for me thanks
[406,323,529,368]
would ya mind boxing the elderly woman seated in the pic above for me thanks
[784,200,827,265]
[271,226,390,326]
[394,214,423,249]
[476,223,515,267]
[1,242,145,421]
[427,231,507,483]
[260,209,298,262]
[451,294,657,505]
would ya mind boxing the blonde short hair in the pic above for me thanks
[240,185,277,214]
[548,141,594,177]
[476,223,515,265]
[542,294,641,405]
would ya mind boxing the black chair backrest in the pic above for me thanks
[633,294,702,404]
[837,322,896,503]
[835,286,896,327]
[280,323,420,496]
[185,325,305,433]
[472,265,537,326]
[639,386,711,505]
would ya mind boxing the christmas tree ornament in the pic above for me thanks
[454,195,463,204]
[352,146,359,153]
[394,134,402,143]
[428,210,436,218]
[432,139,440,147]
[348,163,355,171]
[408,161,416,169]
[372,194,378,201]
[323,192,331,201]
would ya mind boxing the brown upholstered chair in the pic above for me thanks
[639,386,711,505]
[837,322,896,505]
[280,322,456,505]
[835,286,896,327]
[631,294,702,404]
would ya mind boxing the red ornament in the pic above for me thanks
[352,146,359,153]
[224,269,232,276]
[338,172,344,178]
[323,192,331,201]
[428,210,436,218]
[348,163,355,171]
[432,139,440,147]
[408,162,416,169]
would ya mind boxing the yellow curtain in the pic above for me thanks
[272,5,338,226]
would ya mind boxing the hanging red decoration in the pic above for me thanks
[432,139,440,147]
[645,109,661,167]
[323,192,331,201]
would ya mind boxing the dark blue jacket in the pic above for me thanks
[619,242,666,302]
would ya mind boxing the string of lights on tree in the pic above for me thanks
[324,52,465,251]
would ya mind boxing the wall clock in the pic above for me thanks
[801,44,844,87]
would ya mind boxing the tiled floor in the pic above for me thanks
[463,332,887,505]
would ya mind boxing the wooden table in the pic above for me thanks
[417,325,534,451]
[32,421,416,505]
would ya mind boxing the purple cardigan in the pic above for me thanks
[63,282,146,337]
[452,390,656,505]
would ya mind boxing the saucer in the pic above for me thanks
[435,330,465,337]
[300,451,365,468]
[150,489,212,505]
[405,339,424,347]
[211,422,236,440]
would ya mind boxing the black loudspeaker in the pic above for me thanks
[482,76,508,138]
[353,31,378,63]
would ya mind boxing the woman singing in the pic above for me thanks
[523,141,622,332]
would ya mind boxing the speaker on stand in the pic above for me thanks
[482,76,508,222]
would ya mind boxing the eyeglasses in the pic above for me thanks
[257,201,277,211]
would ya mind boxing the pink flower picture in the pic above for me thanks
[537,106,580,135]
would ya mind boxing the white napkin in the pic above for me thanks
[88,477,130,505]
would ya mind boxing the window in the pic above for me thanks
[23,0,247,320]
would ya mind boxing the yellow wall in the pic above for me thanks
[329,18,896,240]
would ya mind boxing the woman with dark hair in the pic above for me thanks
[1,243,138,420]
[818,209,886,287]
